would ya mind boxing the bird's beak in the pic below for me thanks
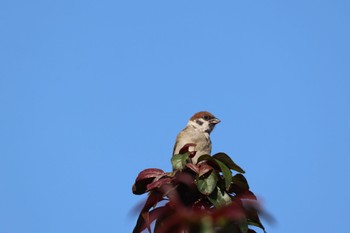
[210,118,221,124]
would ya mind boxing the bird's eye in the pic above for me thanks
[203,115,210,121]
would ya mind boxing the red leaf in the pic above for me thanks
[136,168,165,182]
[247,230,257,233]
[175,172,197,190]
[153,206,188,233]
[179,143,196,154]
[185,163,199,173]
[147,177,174,191]
[143,191,164,213]
[198,163,213,177]
[188,151,197,158]
[238,190,257,200]
[135,206,170,233]
[132,178,153,195]
[133,168,166,195]
[212,200,246,221]
[133,191,164,233]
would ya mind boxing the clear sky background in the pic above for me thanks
[1,1,349,233]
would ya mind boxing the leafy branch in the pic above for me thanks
[132,144,266,233]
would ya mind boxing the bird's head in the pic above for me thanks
[188,111,221,133]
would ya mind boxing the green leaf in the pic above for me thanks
[197,154,212,163]
[247,220,266,233]
[208,187,232,208]
[239,220,249,233]
[197,171,218,195]
[214,159,232,191]
[213,153,245,173]
[246,207,266,233]
[171,153,189,170]
[200,216,213,233]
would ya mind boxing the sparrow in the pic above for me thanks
[173,111,221,164]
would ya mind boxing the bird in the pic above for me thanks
[173,111,221,164]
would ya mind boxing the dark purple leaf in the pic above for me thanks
[238,190,258,200]
[179,143,197,154]
[247,230,257,233]
[229,174,249,195]
[133,178,155,195]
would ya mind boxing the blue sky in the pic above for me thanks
[1,1,349,233]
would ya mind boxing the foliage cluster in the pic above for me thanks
[132,144,265,233]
